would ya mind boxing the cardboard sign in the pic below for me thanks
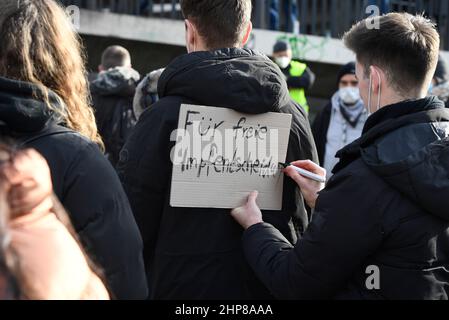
[170,104,292,210]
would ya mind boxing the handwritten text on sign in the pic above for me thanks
[170,104,292,210]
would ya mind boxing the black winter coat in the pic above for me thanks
[242,97,449,300]
[118,48,319,300]
[91,67,140,167]
[0,76,148,300]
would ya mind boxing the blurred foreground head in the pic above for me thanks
[0,0,102,148]
[0,144,109,300]
[181,0,253,52]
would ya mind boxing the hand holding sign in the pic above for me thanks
[230,191,263,230]
[230,160,325,229]
[170,104,292,210]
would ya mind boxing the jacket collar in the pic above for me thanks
[333,96,449,174]
[157,48,292,114]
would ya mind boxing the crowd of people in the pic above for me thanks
[0,0,449,300]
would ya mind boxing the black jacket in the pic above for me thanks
[312,102,332,165]
[118,48,318,300]
[91,67,140,167]
[0,76,148,300]
[242,97,449,300]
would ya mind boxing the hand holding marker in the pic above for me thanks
[279,162,327,183]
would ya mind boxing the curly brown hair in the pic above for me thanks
[0,0,103,149]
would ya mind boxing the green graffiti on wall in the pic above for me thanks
[277,34,330,60]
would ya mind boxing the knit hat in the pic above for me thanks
[273,40,291,53]
[337,62,356,84]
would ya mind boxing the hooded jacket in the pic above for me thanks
[241,96,449,300]
[91,67,140,167]
[0,76,148,299]
[133,68,165,120]
[118,48,318,300]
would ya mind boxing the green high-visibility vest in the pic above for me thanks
[289,60,309,113]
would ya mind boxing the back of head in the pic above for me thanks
[181,0,252,50]
[0,0,102,148]
[343,12,440,96]
[101,45,131,70]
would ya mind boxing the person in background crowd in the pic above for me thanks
[272,40,315,114]
[269,0,299,32]
[118,0,318,300]
[284,0,299,33]
[429,55,449,107]
[269,0,281,30]
[133,68,165,121]
[140,0,150,15]
[231,12,449,300]
[0,146,110,300]
[0,0,147,299]
[312,62,368,179]
[91,45,141,167]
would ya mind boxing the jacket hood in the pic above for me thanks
[355,97,449,220]
[0,76,65,133]
[90,67,140,97]
[133,68,165,120]
[158,48,292,114]
[363,137,449,221]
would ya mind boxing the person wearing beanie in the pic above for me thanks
[312,62,368,179]
[429,55,449,107]
[272,40,316,114]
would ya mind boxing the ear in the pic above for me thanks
[369,65,383,91]
[185,19,196,53]
[241,21,253,47]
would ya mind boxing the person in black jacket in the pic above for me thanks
[91,46,140,168]
[118,0,318,300]
[0,0,147,299]
[231,12,449,300]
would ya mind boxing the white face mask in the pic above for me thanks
[275,57,291,69]
[338,87,361,105]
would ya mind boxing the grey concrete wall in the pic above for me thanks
[81,33,341,120]
[78,9,355,65]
